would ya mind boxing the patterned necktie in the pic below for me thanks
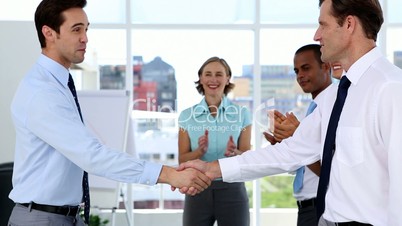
[68,74,90,224]
[316,76,351,219]
[293,101,317,193]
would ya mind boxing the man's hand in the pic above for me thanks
[172,160,222,195]
[265,110,290,143]
[267,110,287,134]
[159,166,211,196]
[177,159,221,181]
[284,112,300,127]
[262,131,280,145]
[272,111,300,141]
[307,160,321,176]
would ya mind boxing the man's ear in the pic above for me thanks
[345,15,356,33]
[322,62,331,72]
[42,25,55,43]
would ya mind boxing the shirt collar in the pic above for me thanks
[37,54,70,89]
[193,96,230,118]
[343,46,382,86]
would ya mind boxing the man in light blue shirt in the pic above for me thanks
[8,0,210,225]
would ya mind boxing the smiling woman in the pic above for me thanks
[178,56,252,226]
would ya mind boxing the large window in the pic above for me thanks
[388,0,402,23]
[86,0,126,24]
[131,0,254,24]
[260,0,318,24]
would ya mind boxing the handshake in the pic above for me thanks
[162,160,222,196]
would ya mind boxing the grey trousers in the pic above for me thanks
[8,204,86,226]
[182,181,249,226]
[318,215,336,226]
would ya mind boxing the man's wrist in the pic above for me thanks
[208,161,222,180]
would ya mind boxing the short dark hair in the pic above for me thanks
[35,0,87,48]
[195,57,235,96]
[295,44,323,65]
[319,0,383,41]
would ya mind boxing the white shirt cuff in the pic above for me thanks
[218,157,241,182]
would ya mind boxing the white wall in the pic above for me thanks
[0,21,40,163]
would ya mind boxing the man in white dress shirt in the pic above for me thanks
[264,44,332,226]
[178,0,402,225]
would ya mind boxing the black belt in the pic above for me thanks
[335,222,372,226]
[20,202,80,216]
[296,197,316,208]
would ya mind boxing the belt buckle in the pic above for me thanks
[297,200,303,208]
[74,205,83,223]
[28,202,33,212]
[66,206,72,216]
[66,205,80,217]
[77,205,82,216]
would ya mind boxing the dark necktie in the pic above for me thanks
[293,101,317,193]
[68,74,90,224]
[316,76,351,220]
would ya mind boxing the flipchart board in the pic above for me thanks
[77,90,132,189]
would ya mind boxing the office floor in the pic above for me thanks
[95,208,297,226]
